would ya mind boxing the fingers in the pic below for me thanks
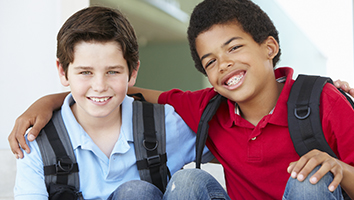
[288,150,343,192]
[28,115,49,141]
[334,79,353,96]
[16,115,49,154]
[289,151,319,182]
[308,161,342,192]
[287,161,297,174]
[8,129,23,159]
[8,118,30,159]
[327,166,343,192]
[349,88,354,98]
[334,79,348,90]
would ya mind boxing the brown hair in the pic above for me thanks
[56,6,139,79]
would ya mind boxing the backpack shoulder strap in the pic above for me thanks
[37,110,80,192]
[132,100,170,192]
[287,74,337,158]
[195,94,225,169]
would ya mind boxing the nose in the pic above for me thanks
[219,57,233,73]
[91,75,108,92]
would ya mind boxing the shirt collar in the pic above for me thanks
[270,67,294,126]
[120,95,134,142]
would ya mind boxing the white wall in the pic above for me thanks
[254,0,327,78]
[0,2,89,199]
[0,0,88,149]
[275,0,354,84]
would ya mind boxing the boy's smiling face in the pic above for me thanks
[196,22,278,104]
[58,41,138,120]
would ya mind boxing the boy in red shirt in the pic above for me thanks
[157,0,354,199]
[8,0,354,199]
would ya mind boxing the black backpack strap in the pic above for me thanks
[287,74,337,158]
[196,94,225,169]
[288,75,354,200]
[133,100,170,192]
[37,111,82,199]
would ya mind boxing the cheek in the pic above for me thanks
[111,78,129,90]
[207,74,219,87]
[69,78,90,92]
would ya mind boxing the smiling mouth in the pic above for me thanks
[225,73,244,86]
[88,97,111,102]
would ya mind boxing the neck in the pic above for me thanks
[71,104,122,157]
[71,104,122,133]
[238,81,284,126]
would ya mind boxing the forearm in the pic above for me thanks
[35,92,69,111]
[340,161,354,199]
[128,86,163,104]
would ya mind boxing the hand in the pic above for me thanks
[287,149,343,192]
[8,107,52,159]
[334,79,354,97]
[8,92,68,159]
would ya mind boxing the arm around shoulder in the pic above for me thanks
[8,92,68,158]
[128,86,163,104]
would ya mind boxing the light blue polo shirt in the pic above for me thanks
[14,94,213,200]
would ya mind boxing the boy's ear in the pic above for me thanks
[56,58,70,87]
[128,60,140,87]
[265,36,279,59]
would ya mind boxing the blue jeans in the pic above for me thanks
[108,169,231,200]
[107,179,163,200]
[283,166,344,200]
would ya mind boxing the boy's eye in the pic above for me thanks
[80,71,92,75]
[107,71,119,75]
[205,59,216,69]
[230,45,242,52]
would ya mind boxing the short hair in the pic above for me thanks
[187,0,281,75]
[57,6,139,79]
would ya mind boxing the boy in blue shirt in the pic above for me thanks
[13,6,218,200]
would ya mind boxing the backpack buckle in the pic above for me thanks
[146,155,161,168]
[56,157,74,175]
[294,105,311,120]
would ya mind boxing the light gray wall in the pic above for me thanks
[0,1,88,150]
[254,0,327,78]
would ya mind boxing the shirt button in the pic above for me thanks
[251,137,257,141]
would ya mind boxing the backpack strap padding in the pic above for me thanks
[195,94,225,169]
[133,100,169,192]
[37,111,80,189]
[287,74,337,158]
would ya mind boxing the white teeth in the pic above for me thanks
[227,74,243,86]
[90,97,110,102]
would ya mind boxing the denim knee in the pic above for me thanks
[283,166,343,200]
[108,180,163,200]
[164,169,230,200]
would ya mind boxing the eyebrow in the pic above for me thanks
[223,37,242,47]
[200,37,242,62]
[73,65,125,70]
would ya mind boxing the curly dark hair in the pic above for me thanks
[187,0,281,75]
[57,6,139,79]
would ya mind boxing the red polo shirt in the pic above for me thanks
[159,67,354,199]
